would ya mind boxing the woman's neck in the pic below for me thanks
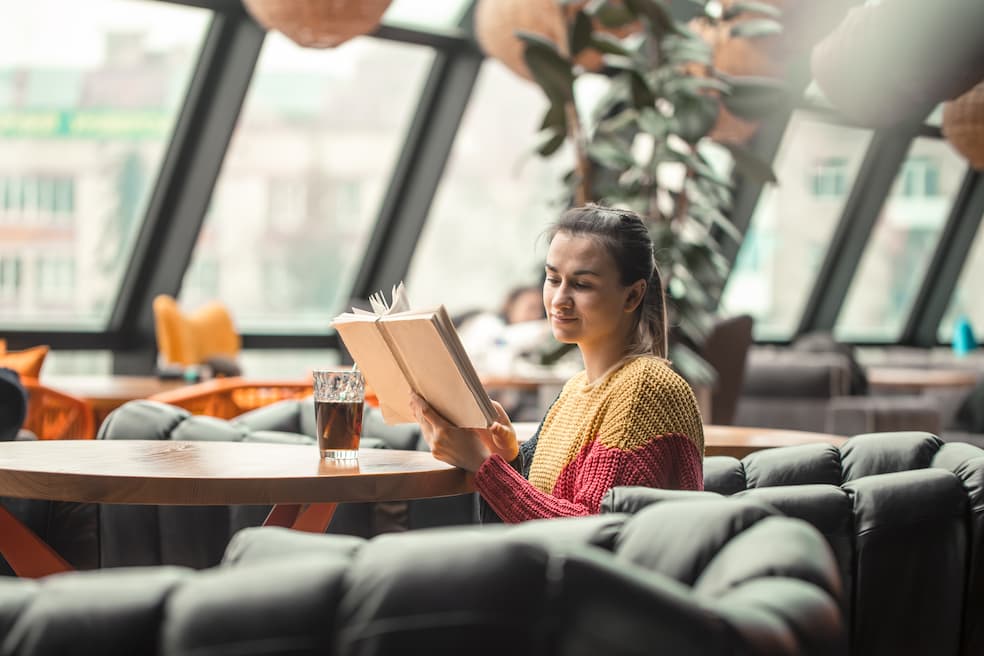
[580,339,632,385]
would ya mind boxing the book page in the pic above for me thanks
[379,311,495,428]
[332,315,415,424]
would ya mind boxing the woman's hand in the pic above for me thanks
[409,395,518,472]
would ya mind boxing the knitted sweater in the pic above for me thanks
[475,356,704,523]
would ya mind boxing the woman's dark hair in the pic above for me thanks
[547,204,667,359]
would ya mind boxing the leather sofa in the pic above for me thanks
[0,497,846,656]
[602,431,984,656]
[736,348,943,435]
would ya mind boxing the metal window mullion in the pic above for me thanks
[905,171,984,346]
[110,11,264,373]
[797,128,917,335]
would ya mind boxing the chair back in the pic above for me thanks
[21,378,95,440]
[147,377,313,420]
[702,314,754,425]
[153,295,241,367]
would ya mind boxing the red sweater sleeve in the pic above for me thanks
[475,433,702,524]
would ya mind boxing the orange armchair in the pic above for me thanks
[21,378,95,440]
[152,295,241,370]
[147,377,314,420]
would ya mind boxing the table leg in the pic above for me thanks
[263,503,338,533]
[0,504,73,578]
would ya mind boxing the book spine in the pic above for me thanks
[374,318,420,397]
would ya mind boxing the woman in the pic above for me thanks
[410,204,704,523]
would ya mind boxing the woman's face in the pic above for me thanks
[543,232,644,351]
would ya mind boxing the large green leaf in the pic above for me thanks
[630,71,655,108]
[570,10,593,56]
[722,142,777,184]
[672,93,719,144]
[720,74,787,120]
[622,0,678,37]
[729,18,782,39]
[589,32,631,56]
[723,2,782,20]
[587,138,637,170]
[585,0,637,28]
[518,32,575,104]
[535,128,567,157]
[540,102,568,134]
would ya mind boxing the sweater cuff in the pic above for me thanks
[475,454,528,507]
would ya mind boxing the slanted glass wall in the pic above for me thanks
[0,0,210,330]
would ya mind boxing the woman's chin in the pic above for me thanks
[550,329,577,344]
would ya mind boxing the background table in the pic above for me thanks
[43,375,188,428]
[513,422,846,459]
[0,441,472,578]
[866,367,980,392]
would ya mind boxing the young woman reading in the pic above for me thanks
[410,204,704,522]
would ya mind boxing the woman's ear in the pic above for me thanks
[624,279,646,313]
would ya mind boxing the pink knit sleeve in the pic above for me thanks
[474,433,702,524]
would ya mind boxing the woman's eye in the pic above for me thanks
[546,277,560,285]
[573,282,589,289]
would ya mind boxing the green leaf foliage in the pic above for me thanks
[729,18,782,39]
[570,11,593,56]
[518,32,575,104]
[720,74,788,120]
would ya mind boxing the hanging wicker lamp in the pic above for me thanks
[474,0,639,82]
[242,0,392,49]
[943,81,984,170]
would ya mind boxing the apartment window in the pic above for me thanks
[809,157,848,198]
[35,254,75,303]
[0,256,22,300]
[898,156,941,197]
[0,175,75,224]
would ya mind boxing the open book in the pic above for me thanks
[331,283,497,428]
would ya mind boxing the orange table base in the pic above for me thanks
[263,502,338,533]
[0,505,73,578]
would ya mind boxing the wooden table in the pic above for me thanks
[43,375,188,427]
[0,441,473,578]
[866,367,980,392]
[513,422,847,459]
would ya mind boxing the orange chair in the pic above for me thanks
[152,295,241,370]
[21,378,95,440]
[147,377,314,420]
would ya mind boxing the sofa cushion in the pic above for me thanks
[840,431,942,481]
[743,443,843,488]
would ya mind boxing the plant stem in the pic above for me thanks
[565,100,592,204]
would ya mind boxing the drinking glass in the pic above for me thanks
[313,369,364,460]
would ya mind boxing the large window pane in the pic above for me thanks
[0,0,210,329]
[405,59,571,315]
[836,138,966,341]
[181,35,433,332]
[719,114,872,339]
[938,207,984,342]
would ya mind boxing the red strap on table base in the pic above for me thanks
[0,504,73,578]
[263,503,338,533]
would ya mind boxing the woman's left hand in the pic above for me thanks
[410,393,490,472]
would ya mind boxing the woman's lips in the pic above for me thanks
[551,314,577,323]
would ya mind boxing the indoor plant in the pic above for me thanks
[517,0,784,385]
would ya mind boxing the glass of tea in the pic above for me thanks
[312,369,365,460]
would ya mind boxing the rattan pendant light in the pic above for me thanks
[943,81,984,170]
[242,0,392,48]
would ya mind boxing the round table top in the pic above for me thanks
[0,441,473,506]
[866,366,980,390]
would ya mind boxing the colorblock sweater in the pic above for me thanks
[475,356,704,523]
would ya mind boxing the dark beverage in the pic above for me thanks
[316,400,363,458]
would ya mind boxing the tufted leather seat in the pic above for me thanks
[603,431,984,656]
[0,497,846,656]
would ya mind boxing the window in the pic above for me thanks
[0,0,210,330]
[406,59,573,314]
[35,254,75,305]
[0,255,22,301]
[809,157,848,198]
[897,155,941,198]
[836,138,966,341]
[719,113,872,340]
[181,34,434,332]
